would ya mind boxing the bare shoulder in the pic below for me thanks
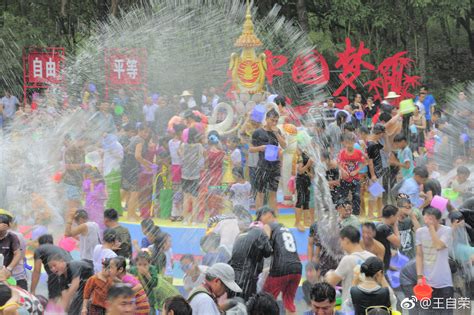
[374,239,385,251]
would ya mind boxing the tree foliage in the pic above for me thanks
[0,0,473,100]
[256,0,474,99]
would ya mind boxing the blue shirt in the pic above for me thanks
[414,94,436,120]
[397,146,414,179]
[141,237,151,248]
[399,177,422,207]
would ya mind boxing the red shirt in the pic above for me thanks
[338,148,365,182]
[206,149,225,186]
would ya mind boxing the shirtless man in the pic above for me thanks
[360,222,385,262]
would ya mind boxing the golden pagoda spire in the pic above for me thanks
[234,0,262,48]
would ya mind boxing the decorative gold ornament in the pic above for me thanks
[229,0,266,94]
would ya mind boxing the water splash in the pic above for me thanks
[1,0,344,261]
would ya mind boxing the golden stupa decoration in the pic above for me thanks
[229,0,267,94]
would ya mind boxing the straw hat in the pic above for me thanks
[384,91,401,99]
[180,90,193,97]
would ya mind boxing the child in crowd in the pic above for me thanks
[83,167,108,231]
[92,228,118,273]
[338,133,365,216]
[138,134,158,219]
[169,124,185,222]
[424,129,437,160]
[149,232,173,279]
[355,126,369,216]
[222,136,237,186]
[229,167,251,211]
[163,235,174,280]
[391,134,414,180]
[130,252,158,315]
[140,219,157,248]
[108,256,151,314]
[321,151,341,203]
[205,132,225,217]
[302,262,321,308]
[295,149,313,231]
[179,127,204,224]
[133,224,161,257]
[229,136,242,170]
[82,258,113,314]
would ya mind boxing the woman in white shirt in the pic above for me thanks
[93,228,118,273]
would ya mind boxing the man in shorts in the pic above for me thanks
[367,123,386,219]
[250,109,287,211]
[258,206,302,315]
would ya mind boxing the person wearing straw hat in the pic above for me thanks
[180,90,197,109]
[383,91,400,106]
[187,263,242,315]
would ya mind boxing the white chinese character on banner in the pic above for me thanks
[33,57,43,78]
[113,59,125,79]
[45,57,56,78]
[126,58,138,79]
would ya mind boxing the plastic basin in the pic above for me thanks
[369,181,385,197]
[430,195,449,212]
[265,145,279,161]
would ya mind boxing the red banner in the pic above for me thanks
[27,52,63,84]
[107,53,143,85]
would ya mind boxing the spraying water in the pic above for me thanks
[12,0,474,272]
[0,0,355,267]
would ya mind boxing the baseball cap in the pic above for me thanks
[206,263,242,293]
[373,123,386,134]
[255,207,275,221]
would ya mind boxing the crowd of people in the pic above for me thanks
[0,84,473,315]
